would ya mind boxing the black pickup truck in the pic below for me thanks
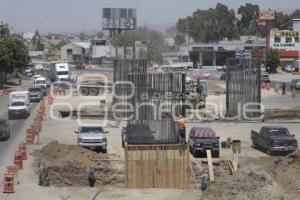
[251,126,298,155]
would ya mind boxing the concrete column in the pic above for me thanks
[213,51,217,66]
[199,52,203,68]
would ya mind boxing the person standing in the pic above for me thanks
[281,82,286,95]
[88,167,96,187]
[176,115,186,144]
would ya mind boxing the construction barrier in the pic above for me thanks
[14,151,23,170]
[2,173,14,193]
[7,165,18,185]
[125,144,190,189]
[19,143,28,160]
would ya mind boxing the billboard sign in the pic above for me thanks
[259,10,275,21]
[102,8,137,30]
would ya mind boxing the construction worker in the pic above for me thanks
[200,174,209,191]
[88,167,96,187]
[19,78,22,86]
[176,115,186,144]
[281,82,286,95]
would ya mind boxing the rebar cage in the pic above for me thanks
[226,58,262,120]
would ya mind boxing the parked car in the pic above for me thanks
[251,126,298,155]
[261,73,270,83]
[285,65,296,73]
[189,127,220,158]
[28,86,43,102]
[216,65,226,72]
[291,79,300,90]
[122,124,156,147]
[0,119,10,141]
[24,68,33,76]
[75,125,108,153]
[75,64,85,70]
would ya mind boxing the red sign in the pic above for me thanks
[259,10,275,20]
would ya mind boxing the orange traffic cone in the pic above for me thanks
[14,151,23,170]
[292,88,297,98]
[19,143,27,160]
[2,173,14,193]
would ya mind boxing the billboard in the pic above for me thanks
[102,8,137,30]
[259,10,275,21]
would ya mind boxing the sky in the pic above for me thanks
[1,0,300,34]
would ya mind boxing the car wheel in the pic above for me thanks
[192,148,197,157]
[102,148,107,154]
[267,145,273,156]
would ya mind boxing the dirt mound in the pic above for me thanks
[33,141,124,187]
[194,151,300,200]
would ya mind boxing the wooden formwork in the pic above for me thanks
[124,144,190,189]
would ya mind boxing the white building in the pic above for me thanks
[91,39,111,64]
[61,42,91,64]
[270,29,300,51]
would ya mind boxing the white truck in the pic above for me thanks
[55,63,70,81]
[8,91,30,120]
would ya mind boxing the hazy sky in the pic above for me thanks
[1,0,300,33]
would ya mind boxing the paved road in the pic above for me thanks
[0,101,39,166]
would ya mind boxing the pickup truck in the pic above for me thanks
[75,125,108,153]
[189,127,220,158]
[251,126,298,155]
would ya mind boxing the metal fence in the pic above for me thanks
[226,58,262,120]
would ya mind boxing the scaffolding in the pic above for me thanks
[226,58,262,120]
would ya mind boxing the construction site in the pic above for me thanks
[1,2,300,200]
[0,55,299,200]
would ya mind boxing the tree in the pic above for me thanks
[237,3,260,35]
[266,49,280,73]
[176,3,237,43]
[111,29,164,64]
[0,37,29,82]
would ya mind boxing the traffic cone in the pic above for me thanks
[261,82,266,89]
[266,83,271,90]
[292,88,297,98]
[14,151,23,170]
[19,143,27,160]
[2,173,14,193]
[7,165,18,185]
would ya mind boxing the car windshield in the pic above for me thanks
[57,71,68,75]
[11,101,25,106]
[268,129,290,136]
[35,80,46,85]
[29,88,41,92]
[80,127,104,133]
[262,75,269,78]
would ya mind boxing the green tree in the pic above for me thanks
[237,3,260,35]
[266,49,280,73]
[111,29,164,64]
[0,37,29,82]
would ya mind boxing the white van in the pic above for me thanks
[8,91,30,119]
[34,77,47,96]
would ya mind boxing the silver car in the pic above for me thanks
[75,125,108,153]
